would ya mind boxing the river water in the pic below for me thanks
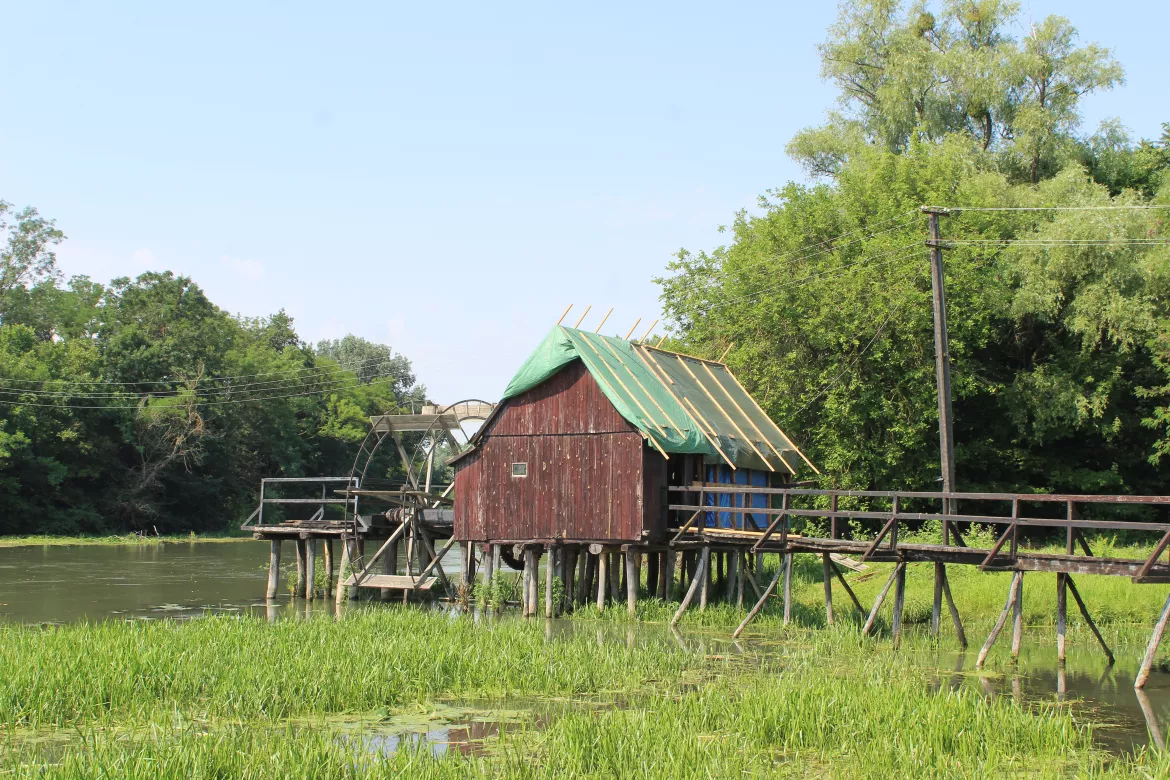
[1,540,1168,756]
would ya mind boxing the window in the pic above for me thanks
[511,462,528,477]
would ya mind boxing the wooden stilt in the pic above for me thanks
[583,553,596,605]
[323,540,334,599]
[609,552,622,603]
[932,562,943,638]
[724,550,737,602]
[492,544,502,582]
[545,546,555,618]
[647,552,659,599]
[862,563,903,637]
[294,539,308,599]
[655,551,667,599]
[378,542,394,602]
[561,548,575,613]
[1056,572,1068,662]
[1011,572,1024,660]
[736,551,744,609]
[626,549,638,617]
[733,565,783,639]
[782,552,793,624]
[830,560,866,618]
[597,551,608,610]
[481,543,495,603]
[305,538,316,601]
[664,551,677,600]
[977,570,1022,668]
[671,545,709,626]
[266,540,281,600]
[334,536,351,606]
[822,553,834,626]
[1067,575,1114,664]
[941,566,967,648]
[352,535,362,602]
[699,545,711,611]
[891,560,906,647]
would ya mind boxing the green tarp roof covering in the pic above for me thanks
[500,326,815,474]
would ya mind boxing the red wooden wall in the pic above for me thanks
[453,360,655,542]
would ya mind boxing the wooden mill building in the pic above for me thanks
[451,326,815,548]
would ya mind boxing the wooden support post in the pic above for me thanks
[609,552,622,603]
[699,545,711,611]
[582,552,595,605]
[381,543,394,602]
[782,552,794,624]
[977,570,1022,669]
[1066,575,1114,664]
[626,549,638,617]
[1137,593,1170,689]
[831,561,867,619]
[481,542,495,586]
[647,552,659,599]
[941,566,967,648]
[1011,572,1024,660]
[334,536,351,606]
[266,540,281,600]
[597,551,609,610]
[733,565,783,639]
[664,549,683,598]
[724,551,737,602]
[305,538,316,601]
[671,545,709,626]
[862,563,903,637]
[492,544,502,582]
[736,551,744,609]
[891,560,906,647]
[932,562,944,638]
[561,548,576,613]
[294,539,308,599]
[352,536,363,602]
[323,540,334,599]
[1056,572,1068,662]
[822,553,834,626]
[545,546,555,618]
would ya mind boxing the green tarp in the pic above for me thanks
[500,326,813,473]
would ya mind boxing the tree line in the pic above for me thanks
[0,205,424,534]
[658,1,1170,501]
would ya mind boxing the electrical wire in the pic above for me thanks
[687,242,923,316]
[660,210,920,298]
[933,205,1170,212]
[0,353,399,389]
[0,371,403,410]
[0,358,404,399]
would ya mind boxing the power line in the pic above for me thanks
[934,205,1170,212]
[0,353,398,389]
[661,210,920,298]
[0,359,404,399]
[793,284,912,415]
[689,243,922,315]
[0,372,403,410]
[946,239,1170,246]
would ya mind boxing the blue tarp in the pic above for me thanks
[704,466,768,528]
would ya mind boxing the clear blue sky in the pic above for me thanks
[2,1,1165,402]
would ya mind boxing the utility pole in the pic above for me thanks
[923,207,956,500]
[924,206,958,644]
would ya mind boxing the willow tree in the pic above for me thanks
[657,1,1169,498]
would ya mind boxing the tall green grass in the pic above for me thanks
[5,625,1168,777]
